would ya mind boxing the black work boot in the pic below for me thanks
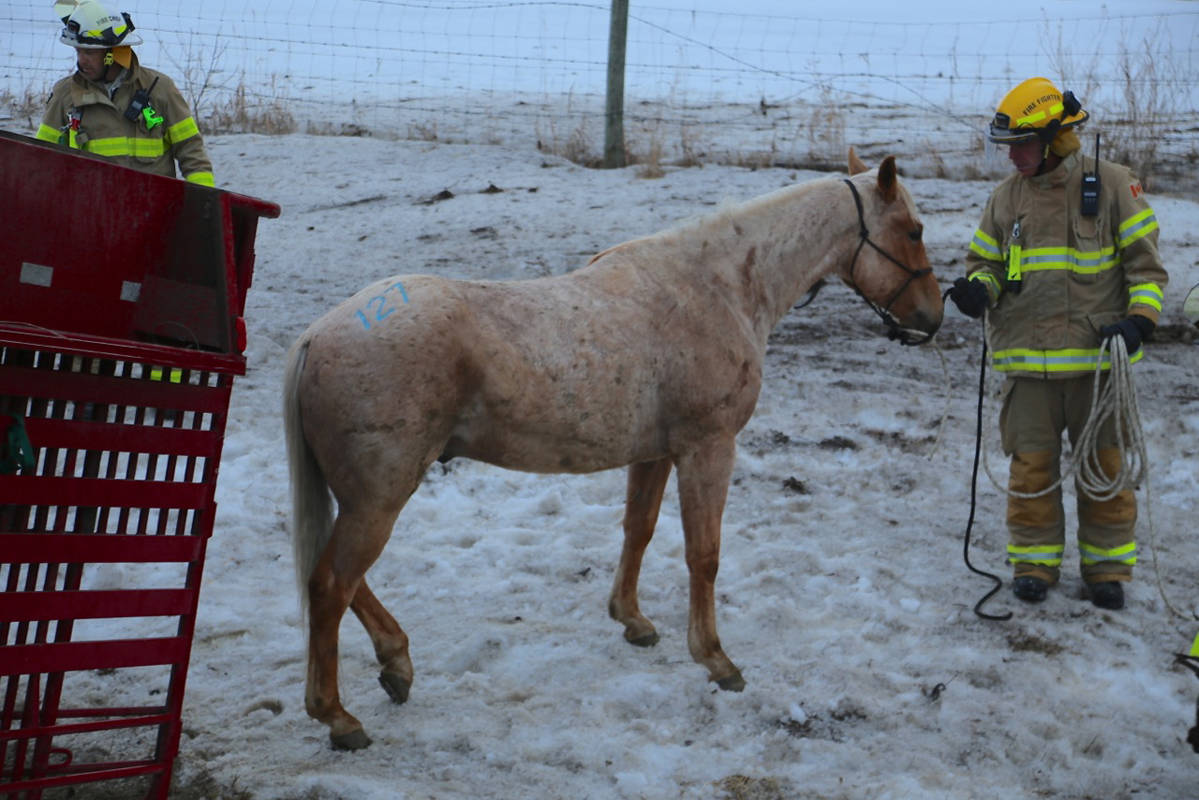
[1088,581,1124,610]
[1012,575,1049,603]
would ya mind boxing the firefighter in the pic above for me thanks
[1183,631,1199,753]
[36,0,215,186]
[948,77,1168,610]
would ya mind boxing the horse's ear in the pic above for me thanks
[848,147,869,176]
[877,155,898,202]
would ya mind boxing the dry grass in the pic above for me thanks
[1045,18,1187,190]
[0,85,49,129]
[203,83,297,135]
[407,120,439,141]
[535,114,602,167]
[634,135,665,178]
[804,85,847,166]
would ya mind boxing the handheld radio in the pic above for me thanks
[1080,132,1100,217]
[124,75,162,129]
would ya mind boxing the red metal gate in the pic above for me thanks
[0,131,279,799]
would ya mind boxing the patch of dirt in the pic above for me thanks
[717,774,789,800]
[864,428,937,454]
[1152,322,1198,344]
[782,476,810,494]
[778,702,871,744]
[1006,631,1066,656]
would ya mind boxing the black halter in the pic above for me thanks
[842,178,934,346]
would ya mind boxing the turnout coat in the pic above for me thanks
[36,51,214,186]
[964,150,1168,378]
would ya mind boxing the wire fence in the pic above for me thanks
[3,1,1197,186]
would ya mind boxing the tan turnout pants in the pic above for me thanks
[999,375,1137,585]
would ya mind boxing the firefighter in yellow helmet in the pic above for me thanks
[35,0,215,186]
[948,77,1168,610]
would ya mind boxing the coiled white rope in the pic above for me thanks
[1075,335,1147,501]
[980,325,1145,502]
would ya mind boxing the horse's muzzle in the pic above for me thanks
[886,310,941,346]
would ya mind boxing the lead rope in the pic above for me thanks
[960,309,1011,620]
[969,313,1191,620]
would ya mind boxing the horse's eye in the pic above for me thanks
[908,227,923,243]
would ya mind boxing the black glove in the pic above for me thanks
[948,277,990,319]
[1099,315,1155,352]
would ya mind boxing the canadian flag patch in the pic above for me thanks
[1129,182,1144,199]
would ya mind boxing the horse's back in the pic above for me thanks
[295,260,757,480]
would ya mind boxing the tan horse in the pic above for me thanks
[283,151,943,749]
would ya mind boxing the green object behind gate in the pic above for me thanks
[1,413,35,474]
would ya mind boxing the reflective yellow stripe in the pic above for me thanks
[166,117,201,144]
[85,136,168,158]
[1117,208,1159,248]
[85,19,129,40]
[1190,631,1199,657]
[1128,282,1163,313]
[1021,246,1119,275]
[1000,245,1120,277]
[1007,543,1064,566]
[970,228,1002,261]
[1080,541,1137,566]
[992,346,1144,374]
[1014,101,1063,127]
[35,124,60,143]
[971,272,1001,297]
[186,171,215,187]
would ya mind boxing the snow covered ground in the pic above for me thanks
[4,1,1199,795]
[141,132,1199,799]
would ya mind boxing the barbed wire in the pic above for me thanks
[3,3,1197,185]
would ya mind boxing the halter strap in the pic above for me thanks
[841,178,934,346]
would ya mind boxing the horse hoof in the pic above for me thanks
[716,670,746,692]
[330,727,372,751]
[379,671,411,704]
[626,631,659,648]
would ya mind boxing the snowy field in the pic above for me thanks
[152,132,1197,800]
[3,1,1199,798]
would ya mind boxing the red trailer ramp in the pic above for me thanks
[0,131,279,799]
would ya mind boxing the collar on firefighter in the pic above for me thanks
[842,178,934,346]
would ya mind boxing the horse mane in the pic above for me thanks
[586,177,838,268]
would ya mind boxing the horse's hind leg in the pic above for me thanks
[307,507,397,751]
[350,578,414,705]
[609,458,672,647]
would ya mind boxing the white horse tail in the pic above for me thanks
[283,337,333,620]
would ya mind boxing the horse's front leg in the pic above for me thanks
[306,508,396,750]
[609,457,673,646]
[675,435,745,691]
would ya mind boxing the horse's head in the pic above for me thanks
[839,149,943,345]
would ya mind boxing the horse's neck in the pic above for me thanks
[709,180,853,340]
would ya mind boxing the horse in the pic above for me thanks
[283,150,943,750]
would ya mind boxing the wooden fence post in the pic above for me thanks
[604,0,628,168]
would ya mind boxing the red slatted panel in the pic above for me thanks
[0,130,278,800]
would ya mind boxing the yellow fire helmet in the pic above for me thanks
[988,76,1088,144]
[55,0,142,48]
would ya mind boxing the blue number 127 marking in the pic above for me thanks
[355,281,409,331]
